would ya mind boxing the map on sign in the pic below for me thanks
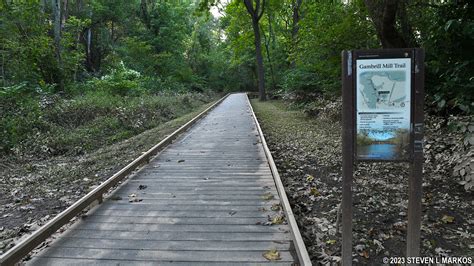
[358,71,408,110]
[356,58,411,160]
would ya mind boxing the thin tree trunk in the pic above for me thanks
[290,0,302,67]
[252,20,266,101]
[1,52,5,87]
[85,27,94,71]
[61,0,68,28]
[398,0,417,47]
[261,25,276,91]
[243,0,266,101]
[52,0,64,90]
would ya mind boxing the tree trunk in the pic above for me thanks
[243,0,266,101]
[1,52,5,87]
[140,0,151,29]
[261,25,276,91]
[61,0,68,27]
[398,0,417,47]
[290,0,302,67]
[364,0,407,48]
[52,0,64,90]
[252,19,266,101]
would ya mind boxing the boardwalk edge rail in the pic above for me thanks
[246,94,312,266]
[0,94,229,266]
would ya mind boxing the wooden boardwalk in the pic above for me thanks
[27,93,304,265]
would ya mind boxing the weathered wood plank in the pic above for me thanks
[91,210,268,218]
[98,203,275,212]
[73,223,289,233]
[28,257,293,265]
[33,248,295,262]
[64,230,291,241]
[80,215,273,225]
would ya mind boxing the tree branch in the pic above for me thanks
[257,0,265,21]
[243,0,255,17]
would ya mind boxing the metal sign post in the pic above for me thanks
[341,49,424,265]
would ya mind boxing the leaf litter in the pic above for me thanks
[251,99,473,264]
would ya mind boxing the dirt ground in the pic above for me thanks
[251,99,473,264]
[0,101,216,254]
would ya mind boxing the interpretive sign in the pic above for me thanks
[356,58,412,160]
[341,49,425,265]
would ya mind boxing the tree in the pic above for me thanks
[290,0,302,67]
[364,0,408,48]
[243,0,266,101]
[52,0,64,90]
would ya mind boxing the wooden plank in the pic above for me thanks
[114,187,275,193]
[80,215,274,225]
[46,238,292,251]
[98,203,275,212]
[110,195,279,202]
[114,189,275,195]
[33,248,295,262]
[73,223,289,233]
[91,210,268,218]
[100,200,281,206]
[116,186,274,192]
[29,257,293,265]
[64,230,291,242]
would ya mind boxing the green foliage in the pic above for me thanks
[281,68,320,94]
[293,1,378,94]
[416,2,474,113]
[1,0,472,158]
[0,83,215,155]
[84,62,144,96]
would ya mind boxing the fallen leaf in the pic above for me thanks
[326,239,336,245]
[271,203,281,211]
[310,187,320,196]
[306,175,314,182]
[262,193,274,200]
[441,215,455,224]
[263,249,281,261]
[271,215,285,225]
[361,250,369,258]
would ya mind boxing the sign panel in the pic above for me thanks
[356,58,412,160]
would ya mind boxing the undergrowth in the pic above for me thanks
[0,72,217,157]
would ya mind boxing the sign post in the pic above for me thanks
[341,49,424,264]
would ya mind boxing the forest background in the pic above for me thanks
[0,0,472,157]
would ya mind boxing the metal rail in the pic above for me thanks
[0,94,229,266]
[246,94,312,266]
